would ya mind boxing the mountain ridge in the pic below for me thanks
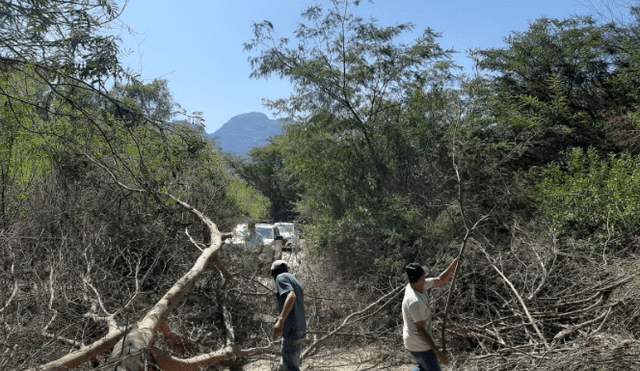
[207,112,282,157]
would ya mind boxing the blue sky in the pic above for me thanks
[114,0,593,134]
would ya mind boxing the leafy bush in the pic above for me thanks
[537,147,640,245]
[226,178,271,220]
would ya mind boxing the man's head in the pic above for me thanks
[405,263,425,284]
[270,260,289,279]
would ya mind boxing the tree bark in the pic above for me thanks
[34,329,127,371]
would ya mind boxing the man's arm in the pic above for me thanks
[273,291,296,338]
[433,258,462,288]
[415,321,449,366]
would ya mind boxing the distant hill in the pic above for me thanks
[207,112,283,157]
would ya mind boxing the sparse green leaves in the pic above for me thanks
[245,0,455,121]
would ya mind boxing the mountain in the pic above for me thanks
[207,112,283,157]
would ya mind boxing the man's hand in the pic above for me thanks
[274,291,296,338]
[415,321,450,365]
[435,258,464,287]
[273,317,284,338]
[435,350,450,366]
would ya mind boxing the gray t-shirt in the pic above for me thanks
[275,272,306,339]
[402,278,436,352]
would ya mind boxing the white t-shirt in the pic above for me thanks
[402,278,436,352]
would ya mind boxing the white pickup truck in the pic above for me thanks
[274,222,297,251]
[227,223,284,261]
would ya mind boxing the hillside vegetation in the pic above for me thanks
[1,0,640,370]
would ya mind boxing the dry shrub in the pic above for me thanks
[278,220,640,370]
[0,171,235,370]
[443,223,640,371]
[4,189,638,371]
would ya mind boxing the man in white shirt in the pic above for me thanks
[402,260,462,370]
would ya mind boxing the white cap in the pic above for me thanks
[270,260,289,271]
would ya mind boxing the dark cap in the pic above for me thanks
[405,263,425,283]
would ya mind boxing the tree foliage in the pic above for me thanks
[537,147,640,245]
[1,0,129,84]
[230,136,299,222]
[473,16,640,167]
[245,0,464,261]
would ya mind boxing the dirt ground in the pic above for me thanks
[241,346,445,370]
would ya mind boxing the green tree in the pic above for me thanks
[0,69,50,227]
[473,17,639,167]
[537,147,640,246]
[245,0,459,253]
[1,0,128,82]
[109,79,203,127]
[230,136,300,221]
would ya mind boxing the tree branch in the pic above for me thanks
[301,283,405,359]
[478,244,550,350]
[441,111,492,352]
[35,195,224,370]
[156,321,198,354]
[150,343,281,371]
[33,328,127,371]
[552,301,623,343]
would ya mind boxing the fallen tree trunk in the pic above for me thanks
[33,329,128,371]
[34,195,224,371]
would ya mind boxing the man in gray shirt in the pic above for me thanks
[402,259,462,370]
[271,260,306,371]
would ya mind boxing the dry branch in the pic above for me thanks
[150,343,281,371]
[546,291,602,311]
[0,255,18,314]
[301,283,406,359]
[34,328,127,371]
[552,302,622,343]
[546,274,636,311]
[34,195,225,371]
[478,244,550,350]
[213,254,232,290]
[84,314,121,334]
[156,322,198,355]
[441,113,493,352]
[40,332,85,349]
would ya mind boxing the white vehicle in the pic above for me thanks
[274,222,296,251]
[227,224,262,247]
[254,223,281,245]
[227,223,284,260]
[255,223,285,259]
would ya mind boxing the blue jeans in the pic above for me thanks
[280,330,305,371]
[410,350,441,371]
